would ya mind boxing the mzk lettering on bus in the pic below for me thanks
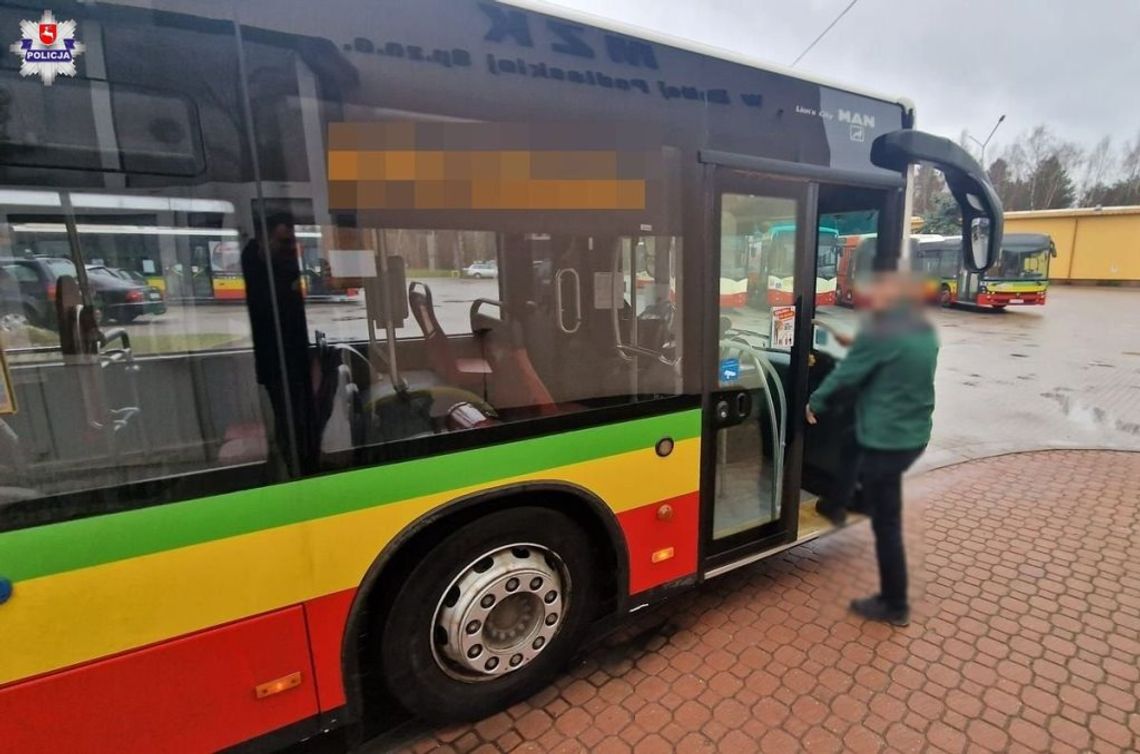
[8,10,85,85]
[349,1,764,108]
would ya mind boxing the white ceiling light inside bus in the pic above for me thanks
[69,194,235,214]
[10,222,239,238]
[0,189,62,207]
[0,190,234,214]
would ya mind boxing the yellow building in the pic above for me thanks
[1004,206,1140,283]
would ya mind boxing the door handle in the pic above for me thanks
[736,392,751,418]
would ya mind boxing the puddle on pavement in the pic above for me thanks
[1041,390,1139,436]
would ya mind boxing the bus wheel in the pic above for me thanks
[939,285,952,307]
[380,507,597,722]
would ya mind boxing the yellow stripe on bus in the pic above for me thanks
[1,438,699,686]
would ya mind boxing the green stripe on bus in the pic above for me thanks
[0,409,700,582]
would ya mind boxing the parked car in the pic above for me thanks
[462,260,499,279]
[0,257,168,329]
[85,265,167,322]
[0,257,82,328]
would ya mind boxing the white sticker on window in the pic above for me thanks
[594,271,624,309]
[770,305,796,350]
[328,249,378,279]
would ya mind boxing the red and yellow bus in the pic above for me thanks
[0,1,1001,751]
[913,233,1054,308]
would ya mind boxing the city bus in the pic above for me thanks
[750,223,841,307]
[836,233,877,307]
[721,222,839,309]
[913,232,1054,308]
[0,1,1001,751]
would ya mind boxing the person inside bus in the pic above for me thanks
[805,271,938,627]
[242,212,316,476]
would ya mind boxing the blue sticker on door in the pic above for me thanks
[719,357,740,384]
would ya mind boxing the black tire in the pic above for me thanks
[472,272,483,279]
[379,506,597,723]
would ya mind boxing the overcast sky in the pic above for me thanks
[554,0,1139,158]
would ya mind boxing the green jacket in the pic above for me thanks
[809,308,939,450]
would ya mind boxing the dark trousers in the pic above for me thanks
[859,446,925,611]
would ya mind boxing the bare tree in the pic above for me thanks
[1123,130,1140,183]
[1080,136,1116,200]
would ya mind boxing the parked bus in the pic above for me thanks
[836,234,877,307]
[745,224,840,307]
[0,1,1001,751]
[914,232,1054,308]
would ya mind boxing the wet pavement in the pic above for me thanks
[379,449,1140,753]
[918,286,1140,471]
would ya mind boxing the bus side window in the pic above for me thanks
[233,34,688,467]
[0,9,277,522]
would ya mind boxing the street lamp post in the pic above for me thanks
[968,114,1007,167]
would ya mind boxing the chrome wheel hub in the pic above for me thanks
[432,544,568,680]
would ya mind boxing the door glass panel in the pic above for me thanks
[713,193,798,539]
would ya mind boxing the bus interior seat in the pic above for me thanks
[217,421,267,465]
[408,281,488,392]
[481,317,557,415]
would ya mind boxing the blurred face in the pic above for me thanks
[865,272,923,312]
[865,273,900,311]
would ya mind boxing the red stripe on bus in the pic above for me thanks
[303,588,356,711]
[617,491,700,595]
[0,607,318,753]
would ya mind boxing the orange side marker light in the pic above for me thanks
[255,672,303,699]
[651,547,675,564]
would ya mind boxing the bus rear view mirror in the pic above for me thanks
[871,130,1003,273]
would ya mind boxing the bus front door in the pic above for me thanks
[702,171,815,573]
[958,265,981,304]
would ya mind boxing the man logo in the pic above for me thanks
[838,109,876,129]
[10,10,84,85]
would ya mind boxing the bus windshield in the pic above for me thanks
[817,228,840,278]
[987,246,1051,280]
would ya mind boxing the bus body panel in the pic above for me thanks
[0,607,318,754]
[0,412,701,722]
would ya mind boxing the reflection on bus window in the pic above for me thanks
[0,12,270,514]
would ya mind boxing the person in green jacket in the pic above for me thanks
[806,272,938,626]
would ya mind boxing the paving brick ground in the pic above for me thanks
[389,450,1140,753]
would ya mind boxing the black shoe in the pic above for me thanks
[850,595,909,627]
[815,499,847,526]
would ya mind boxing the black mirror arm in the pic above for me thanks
[871,130,1004,272]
